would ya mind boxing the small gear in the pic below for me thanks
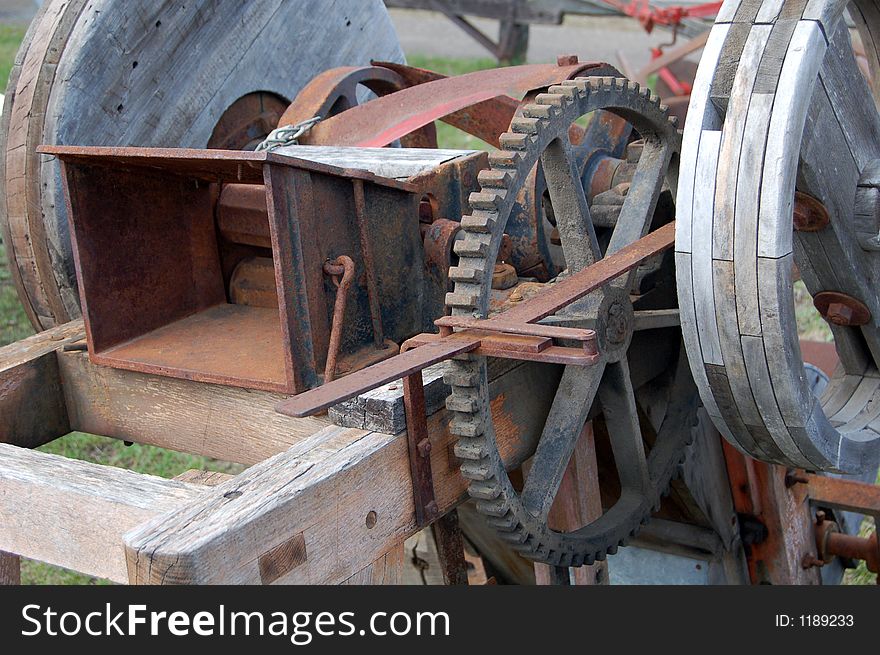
[444,77,695,566]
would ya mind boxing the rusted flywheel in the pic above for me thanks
[678,0,880,473]
[0,0,404,330]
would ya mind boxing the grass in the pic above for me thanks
[0,32,876,584]
[0,24,25,94]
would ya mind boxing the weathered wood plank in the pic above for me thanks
[713,23,771,261]
[691,130,723,365]
[758,20,826,258]
[0,321,82,447]
[57,349,330,466]
[123,362,558,584]
[341,545,404,585]
[0,443,206,584]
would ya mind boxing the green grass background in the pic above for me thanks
[0,25,875,584]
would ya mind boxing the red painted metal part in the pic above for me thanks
[600,1,721,32]
[300,62,616,149]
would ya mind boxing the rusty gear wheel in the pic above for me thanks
[445,77,695,567]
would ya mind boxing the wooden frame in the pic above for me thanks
[0,320,559,584]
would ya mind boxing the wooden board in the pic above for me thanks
[1,0,404,330]
[0,443,207,583]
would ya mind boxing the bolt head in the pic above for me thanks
[417,438,432,458]
[827,302,854,326]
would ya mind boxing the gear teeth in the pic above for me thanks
[486,513,519,530]
[448,265,483,284]
[607,543,619,555]
[547,84,577,99]
[467,480,502,500]
[445,291,478,309]
[445,394,478,413]
[444,371,479,387]
[454,438,488,461]
[510,116,542,135]
[499,132,530,150]
[595,550,607,562]
[476,498,510,517]
[477,168,512,188]
[450,416,485,438]
[460,211,498,233]
[469,191,504,211]
[535,92,565,106]
[488,150,522,168]
[523,103,554,119]
[453,238,489,257]
[498,530,530,546]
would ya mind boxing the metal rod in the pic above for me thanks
[403,371,440,527]
[322,256,356,383]
[352,179,385,348]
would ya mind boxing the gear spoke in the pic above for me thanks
[598,358,651,496]
[540,136,602,270]
[520,362,607,519]
[607,137,675,294]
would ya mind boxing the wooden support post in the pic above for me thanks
[0,551,21,585]
[532,423,608,585]
[0,321,81,447]
[431,509,469,585]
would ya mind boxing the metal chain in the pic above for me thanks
[255,116,321,152]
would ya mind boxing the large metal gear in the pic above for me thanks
[445,77,695,566]
[678,0,880,474]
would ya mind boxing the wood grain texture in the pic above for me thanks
[57,349,330,466]
[0,443,206,583]
[0,320,82,447]
[123,362,559,584]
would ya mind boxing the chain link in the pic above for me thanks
[255,116,321,152]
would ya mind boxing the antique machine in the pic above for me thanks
[0,0,878,585]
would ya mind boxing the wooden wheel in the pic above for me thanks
[0,0,403,330]
[678,0,880,473]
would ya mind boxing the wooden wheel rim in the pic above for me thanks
[677,0,880,473]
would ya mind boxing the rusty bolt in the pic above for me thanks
[425,500,440,518]
[557,54,579,67]
[802,554,825,569]
[826,302,854,326]
[793,192,830,232]
[417,438,432,458]
[814,292,871,327]
[784,469,810,488]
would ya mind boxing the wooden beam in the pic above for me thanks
[0,443,207,583]
[0,321,82,447]
[124,362,559,584]
[341,545,405,585]
[532,423,608,585]
[57,348,331,466]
